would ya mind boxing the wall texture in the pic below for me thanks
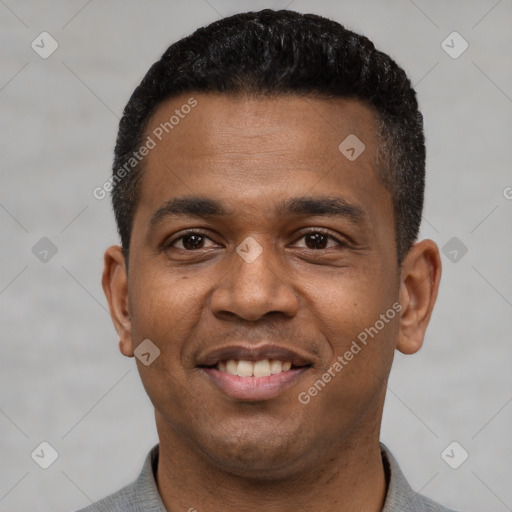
[1,1,511,511]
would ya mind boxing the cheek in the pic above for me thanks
[129,268,205,354]
[305,270,398,385]
[127,270,206,415]
[307,269,394,337]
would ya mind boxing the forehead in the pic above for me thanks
[144,93,379,169]
[134,93,391,233]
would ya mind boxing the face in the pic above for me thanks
[103,93,441,479]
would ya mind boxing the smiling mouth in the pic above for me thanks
[200,359,311,378]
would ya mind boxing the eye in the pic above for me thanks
[167,231,217,250]
[165,229,347,252]
[293,230,347,250]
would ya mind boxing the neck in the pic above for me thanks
[155,423,387,512]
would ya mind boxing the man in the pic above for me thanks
[81,8,455,512]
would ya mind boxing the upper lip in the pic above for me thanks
[197,344,315,368]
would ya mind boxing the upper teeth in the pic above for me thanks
[217,359,292,377]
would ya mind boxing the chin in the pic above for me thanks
[197,427,310,480]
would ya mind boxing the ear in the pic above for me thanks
[396,239,442,355]
[102,245,134,358]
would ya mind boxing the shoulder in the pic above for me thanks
[74,479,142,512]
[405,491,462,512]
[72,444,165,512]
[74,480,137,512]
[381,443,462,512]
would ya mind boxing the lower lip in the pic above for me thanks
[201,367,310,401]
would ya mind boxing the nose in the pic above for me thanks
[210,237,299,322]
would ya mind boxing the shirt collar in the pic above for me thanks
[132,444,167,511]
[380,443,424,511]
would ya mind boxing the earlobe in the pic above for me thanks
[396,239,442,355]
[102,245,134,358]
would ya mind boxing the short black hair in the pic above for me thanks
[111,9,425,264]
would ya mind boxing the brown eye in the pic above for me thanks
[304,232,329,249]
[295,230,346,250]
[168,232,216,250]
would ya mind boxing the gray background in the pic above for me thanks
[1,0,511,511]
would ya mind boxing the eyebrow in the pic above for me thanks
[149,195,367,230]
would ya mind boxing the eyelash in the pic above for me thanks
[166,229,347,250]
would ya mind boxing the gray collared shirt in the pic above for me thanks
[76,443,459,512]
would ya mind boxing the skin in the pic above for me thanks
[102,93,441,512]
